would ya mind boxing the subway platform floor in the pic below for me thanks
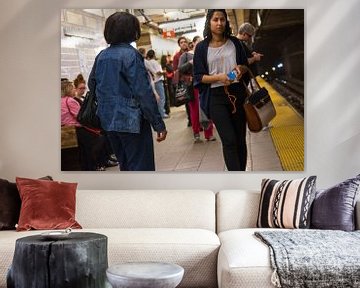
[107,105,283,172]
[154,105,283,172]
[106,78,304,172]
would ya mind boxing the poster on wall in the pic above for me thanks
[60,9,304,172]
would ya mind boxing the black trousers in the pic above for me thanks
[209,83,247,171]
[76,127,107,171]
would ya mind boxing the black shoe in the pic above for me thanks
[187,121,192,127]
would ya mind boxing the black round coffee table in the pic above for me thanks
[7,232,108,288]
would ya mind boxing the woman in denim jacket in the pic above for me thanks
[88,12,167,171]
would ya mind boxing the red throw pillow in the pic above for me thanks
[16,177,82,231]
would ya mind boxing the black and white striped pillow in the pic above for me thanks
[257,176,317,229]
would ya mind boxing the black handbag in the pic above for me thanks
[174,81,194,107]
[77,91,102,129]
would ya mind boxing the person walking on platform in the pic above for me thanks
[138,47,161,105]
[146,49,169,119]
[173,36,189,71]
[236,22,263,75]
[193,9,249,171]
[88,12,167,171]
[173,36,192,127]
[178,36,216,143]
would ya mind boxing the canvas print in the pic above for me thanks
[60,9,304,172]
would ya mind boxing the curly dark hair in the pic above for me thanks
[73,73,85,88]
[104,12,141,44]
[203,9,232,40]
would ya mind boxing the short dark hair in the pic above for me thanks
[192,36,201,43]
[177,36,187,46]
[146,49,155,59]
[104,12,141,44]
[203,9,232,40]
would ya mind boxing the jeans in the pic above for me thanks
[209,83,247,171]
[155,80,166,118]
[106,119,155,171]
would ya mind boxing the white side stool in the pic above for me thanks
[106,262,184,288]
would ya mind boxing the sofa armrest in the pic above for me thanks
[356,200,360,230]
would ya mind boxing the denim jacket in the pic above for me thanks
[88,43,165,133]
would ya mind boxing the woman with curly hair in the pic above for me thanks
[73,74,87,102]
[193,9,249,171]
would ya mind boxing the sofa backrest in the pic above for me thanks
[216,190,360,233]
[76,190,216,231]
[216,190,260,233]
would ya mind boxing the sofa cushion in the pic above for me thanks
[95,228,220,288]
[311,174,360,231]
[0,176,53,230]
[0,179,20,230]
[217,228,277,288]
[257,176,317,229]
[96,228,219,288]
[0,228,220,288]
[16,177,82,231]
[76,190,216,231]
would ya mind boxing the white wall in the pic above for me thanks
[149,34,179,57]
[1,0,359,191]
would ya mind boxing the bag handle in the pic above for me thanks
[238,65,262,98]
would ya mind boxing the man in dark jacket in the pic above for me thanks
[236,22,263,75]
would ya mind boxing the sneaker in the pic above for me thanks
[96,166,106,171]
[163,114,170,119]
[206,136,217,141]
[109,154,117,162]
[194,134,203,143]
[106,160,119,167]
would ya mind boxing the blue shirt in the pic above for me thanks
[88,43,165,133]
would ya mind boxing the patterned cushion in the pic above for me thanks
[257,176,317,229]
[311,174,360,231]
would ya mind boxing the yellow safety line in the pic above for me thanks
[257,77,304,171]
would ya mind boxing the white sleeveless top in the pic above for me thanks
[207,39,237,88]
